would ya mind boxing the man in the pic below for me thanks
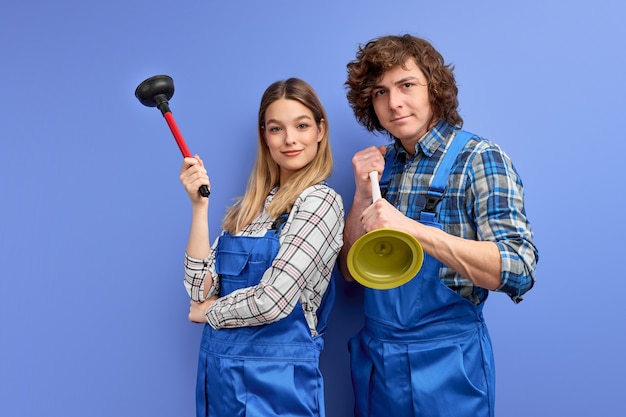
[339,34,538,417]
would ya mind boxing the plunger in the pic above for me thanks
[347,172,424,289]
[135,74,210,197]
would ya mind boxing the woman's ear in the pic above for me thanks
[317,119,326,143]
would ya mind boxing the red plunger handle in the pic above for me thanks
[161,111,209,197]
[163,112,192,158]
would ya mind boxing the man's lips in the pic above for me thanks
[390,115,410,123]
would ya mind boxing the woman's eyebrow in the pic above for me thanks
[266,114,313,125]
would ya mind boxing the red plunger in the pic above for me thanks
[135,74,209,197]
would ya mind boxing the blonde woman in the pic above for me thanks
[179,78,344,417]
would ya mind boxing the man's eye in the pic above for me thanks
[374,89,386,96]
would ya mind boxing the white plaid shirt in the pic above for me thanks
[184,183,344,336]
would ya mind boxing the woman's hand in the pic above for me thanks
[188,296,218,323]
[180,155,210,204]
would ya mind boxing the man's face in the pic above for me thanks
[371,58,433,154]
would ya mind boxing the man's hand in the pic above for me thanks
[351,146,386,202]
[360,197,410,233]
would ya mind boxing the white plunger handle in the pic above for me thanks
[369,171,381,203]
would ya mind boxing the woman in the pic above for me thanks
[179,78,344,417]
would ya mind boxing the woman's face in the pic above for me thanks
[263,98,324,185]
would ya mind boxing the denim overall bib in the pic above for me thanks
[196,214,334,417]
[348,131,496,417]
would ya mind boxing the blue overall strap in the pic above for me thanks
[270,212,289,232]
[421,130,475,222]
[270,209,336,336]
[315,266,337,336]
[379,145,397,199]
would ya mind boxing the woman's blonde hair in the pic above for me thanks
[222,78,333,233]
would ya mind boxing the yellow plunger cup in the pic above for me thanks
[347,172,424,289]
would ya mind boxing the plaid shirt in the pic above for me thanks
[384,120,538,304]
[184,183,344,336]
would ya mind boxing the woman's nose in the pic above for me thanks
[284,130,296,144]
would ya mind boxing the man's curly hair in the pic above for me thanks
[345,34,463,136]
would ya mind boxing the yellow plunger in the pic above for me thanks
[347,172,424,289]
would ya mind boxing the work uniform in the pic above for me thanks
[349,130,496,417]
[196,215,334,417]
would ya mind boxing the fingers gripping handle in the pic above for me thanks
[369,171,381,203]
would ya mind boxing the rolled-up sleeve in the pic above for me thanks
[184,243,220,302]
[469,142,538,303]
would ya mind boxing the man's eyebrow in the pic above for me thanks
[373,76,420,90]
[394,76,420,85]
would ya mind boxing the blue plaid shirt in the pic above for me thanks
[383,120,538,304]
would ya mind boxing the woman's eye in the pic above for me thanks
[269,126,281,133]
[297,123,309,129]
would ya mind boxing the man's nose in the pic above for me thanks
[387,89,402,108]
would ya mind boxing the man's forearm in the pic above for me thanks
[338,197,370,281]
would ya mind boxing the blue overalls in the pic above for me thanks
[196,215,335,417]
[348,131,496,417]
